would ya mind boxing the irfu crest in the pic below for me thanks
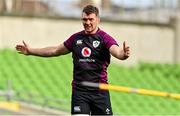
[93,41,100,48]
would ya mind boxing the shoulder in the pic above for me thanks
[64,30,84,50]
[97,29,108,37]
[70,30,84,39]
[97,29,115,40]
[97,29,118,49]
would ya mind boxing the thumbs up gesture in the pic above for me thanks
[15,41,30,55]
[122,41,130,59]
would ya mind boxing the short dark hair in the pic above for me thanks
[82,5,99,16]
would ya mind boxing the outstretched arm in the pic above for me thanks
[109,41,130,60]
[15,41,70,57]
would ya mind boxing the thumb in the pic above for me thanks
[123,41,126,52]
[23,40,27,47]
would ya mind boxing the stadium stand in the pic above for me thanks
[0,49,180,115]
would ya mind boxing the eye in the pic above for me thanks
[89,18,94,21]
[82,18,87,21]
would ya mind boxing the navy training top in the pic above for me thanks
[64,28,118,91]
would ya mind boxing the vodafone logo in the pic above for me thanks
[81,47,91,57]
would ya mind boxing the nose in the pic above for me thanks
[85,19,90,25]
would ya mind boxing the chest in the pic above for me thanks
[72,35,104,58]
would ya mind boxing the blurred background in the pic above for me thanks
[0,0,180,115]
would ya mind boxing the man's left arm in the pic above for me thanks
[109,41,130,60]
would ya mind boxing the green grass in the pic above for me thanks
[108,63,180,115]
[0,49,72,110]
[0,49,180,115]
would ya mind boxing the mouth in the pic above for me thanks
[84,25,92,30]
[85,26,91,29]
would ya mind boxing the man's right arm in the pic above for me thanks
[16,41,70,57]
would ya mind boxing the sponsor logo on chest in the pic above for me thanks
[81,47,91,57]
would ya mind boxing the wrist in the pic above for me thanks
[26,48,32,55]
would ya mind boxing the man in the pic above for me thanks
[16,5,130,115]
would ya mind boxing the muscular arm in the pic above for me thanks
[16,41,70,57]
[28,44,69,57]
[109,42,130,60]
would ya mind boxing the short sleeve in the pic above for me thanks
[64,34,76,51]
[103,34,119,49]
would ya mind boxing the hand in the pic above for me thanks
[15,41,30,55]
[123,41,130,59]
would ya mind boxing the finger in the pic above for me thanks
[123,41,126,52]
[126,51,130,55]
[16,45,23,48]
[16,45,22,47]
[125,46,130,51]
[125,47,130,56]
[16,46,23,50]
[125,51,129,55]
[23,40,27,47]
[15,46,21,50]
[125,52,130,57]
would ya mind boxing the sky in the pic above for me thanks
[112,0,153,7]
[46,0,178,16]
[55,0,178,8]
